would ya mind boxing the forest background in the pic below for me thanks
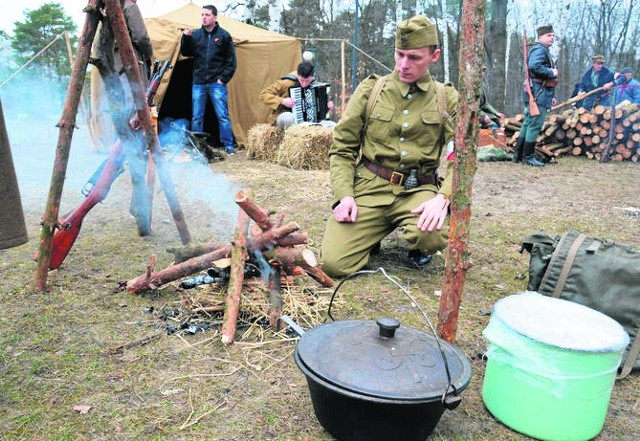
[1,0,640,119]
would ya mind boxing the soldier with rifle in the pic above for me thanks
[512,25,558,167]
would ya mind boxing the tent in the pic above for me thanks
[91,2,301,149]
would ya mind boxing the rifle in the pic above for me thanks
[47,60,172,270]
[550,85,606,112]
[523,33,540,117]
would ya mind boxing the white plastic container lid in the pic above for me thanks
[492,292,630,352]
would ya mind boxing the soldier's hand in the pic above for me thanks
[333,196,358,223]
[411,194,450,232]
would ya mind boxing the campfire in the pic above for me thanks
[121,189,334,345]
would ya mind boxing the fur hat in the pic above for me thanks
[591,55,605,63]
[395,15,438,49]
[536,25,554,37]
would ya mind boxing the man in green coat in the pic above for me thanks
[321,15,457,278]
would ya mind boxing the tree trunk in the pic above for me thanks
[437,0,485,344]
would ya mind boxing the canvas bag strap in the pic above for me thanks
[618,327,640,379]
[550,233,587,298]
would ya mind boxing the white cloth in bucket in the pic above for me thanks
[490,291,629,352]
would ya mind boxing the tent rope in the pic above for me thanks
[0,33,64,89]
[300,37,392,72]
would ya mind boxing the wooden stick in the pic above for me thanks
[166,242,229,263]
[125,246,232,293]
[35,0,101,291]
[235,189,273,231]
[267,266,283,330]
[105,0,192,245]
[221,190,252,345]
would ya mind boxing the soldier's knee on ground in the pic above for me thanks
[321,247,370,278]
[403,225,449,255]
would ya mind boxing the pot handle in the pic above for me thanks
[278,315,306,337]
[326,267,462,408]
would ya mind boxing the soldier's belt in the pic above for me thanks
[532,78,558,88]
[362,158,437,187]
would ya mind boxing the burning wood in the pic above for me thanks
[123,189,334,343]
[221,190,252,344]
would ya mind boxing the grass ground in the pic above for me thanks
[1,152,639,440]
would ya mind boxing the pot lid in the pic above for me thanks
[296,319,471,401]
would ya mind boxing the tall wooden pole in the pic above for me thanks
[340,40,346,116]
[63,31,97,152]
[35,0,101,291]
[104,0,191,245]
[437,0,486,343]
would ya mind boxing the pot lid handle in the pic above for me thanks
[376,317,400,338]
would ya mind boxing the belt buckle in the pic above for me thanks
[390,171,405,186]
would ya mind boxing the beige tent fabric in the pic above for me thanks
[90,2,301,149]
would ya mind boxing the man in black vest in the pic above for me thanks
[181,5,237,154]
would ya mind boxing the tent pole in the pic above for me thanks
[340,40,346,116]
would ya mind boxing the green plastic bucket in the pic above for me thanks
[482,292,629,441]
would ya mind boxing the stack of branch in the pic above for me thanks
[122,189,334,344]
[506,101,640,162]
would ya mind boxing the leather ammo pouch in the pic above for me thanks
[521,231,640,379]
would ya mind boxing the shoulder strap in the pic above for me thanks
[434,81,447,125]
[551,233,587,298]
[618,328,640,379]
[365,75,388,123]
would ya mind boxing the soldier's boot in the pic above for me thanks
[407,249,432,268]
[512,136,525,163]
[523,141,545,167]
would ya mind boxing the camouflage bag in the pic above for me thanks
[521,231,640,379]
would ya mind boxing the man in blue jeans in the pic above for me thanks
[181,5,237,154]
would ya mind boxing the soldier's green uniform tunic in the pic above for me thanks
[322,70,458,277]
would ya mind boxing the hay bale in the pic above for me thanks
[277,125,333,170]
[246,124,284,161]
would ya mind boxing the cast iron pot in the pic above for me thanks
[292,270,472,441]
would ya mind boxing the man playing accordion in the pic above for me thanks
[259,61,335,129]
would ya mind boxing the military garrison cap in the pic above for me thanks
[536,25,554,37]
[395,15,438,49]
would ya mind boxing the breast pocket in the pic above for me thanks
[419,110,442,154]
[366,105,394,142]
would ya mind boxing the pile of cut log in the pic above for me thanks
[502,100,640,162]
[121,189,334,344]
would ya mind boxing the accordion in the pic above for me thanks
[289,83,330,124]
